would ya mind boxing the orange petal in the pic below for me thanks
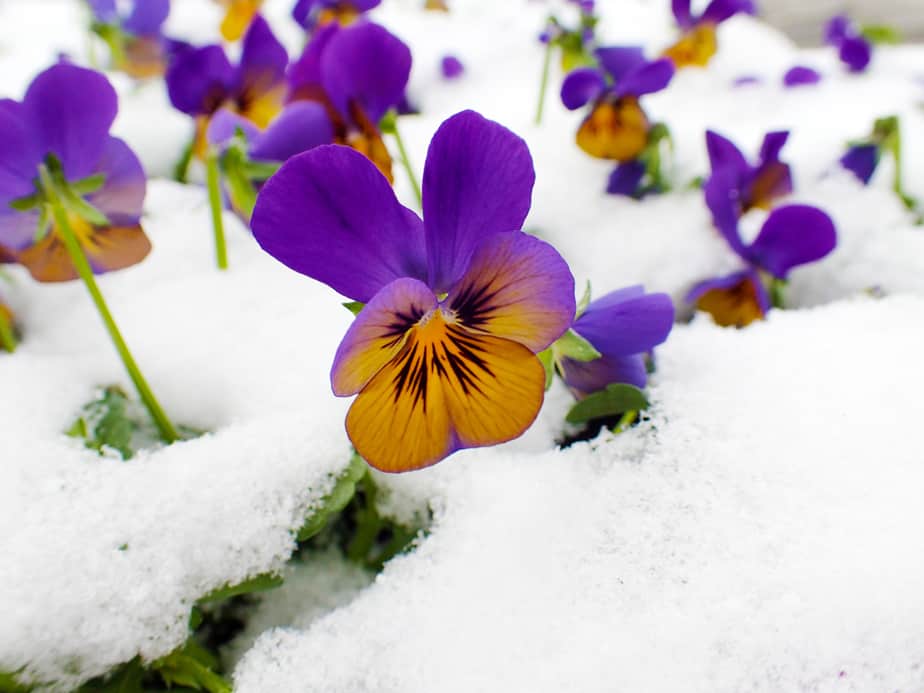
[662,24,717,69]
[576,98,649,162]
[696,278,765,328]
[346,312,545,472]
[220,0,262,41]
[241,83,286,129]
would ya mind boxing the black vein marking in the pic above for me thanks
[449,281,503,329]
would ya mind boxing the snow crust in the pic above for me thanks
[1,0,923,690]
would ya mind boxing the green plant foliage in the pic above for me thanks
[297,454,368,542]
[67,386,136,459]
[565,383,649,425]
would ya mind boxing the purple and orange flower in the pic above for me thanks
[251,111,576,472]
[705,129,793,215]
[166,14,287,158]
[287,21,411,182]
[214,0,264,41]
[87,0,173,78]
[663,0,756,69]
[0,63,150,282]
[292,0,381,31]
[561,46,674,163]
[825,15,872,73]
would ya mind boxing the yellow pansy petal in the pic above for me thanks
[576,97,649,162]
[662,24,717,68]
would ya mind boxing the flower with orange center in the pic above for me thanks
[663,0,755,69]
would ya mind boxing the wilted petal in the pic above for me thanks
[422,111,534,292]
[445,232,575,353]
[250,102,334,162]
[560,67,606,111]
[747,205,837,278]
[251,144,427,302]
[166,45,235,116]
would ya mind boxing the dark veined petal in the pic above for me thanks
[236,14,288,99]
[422,111,534,292]
[445,232,575,353]
[0,99,41,205]
[250,102,334,162]
[614,58,674,98]
[166,45,235,116]
[560,67,606,111]
[22,63,118,181]
[572,286,674,359]
[123,0,170,36]
[331,277,437,396]
[594,46,646,83]
[747,205,837,279]
[606,160,647,197]
[320,21,411,124]
[87,137,146,226]
[840,144,879,185]
[705,130,748,177]
[686,270,768,328]
[560,353,648,397]
[345,309,546,472]
[701,0,756,25]
[251,144,427,302]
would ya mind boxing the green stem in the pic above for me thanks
[535,41,554,125]
[42,174,179,444]
[0,310,16,352]
[769,277,786,309]
[173,137,195,184]
[390,123,423,208]
[205,151,229,270]
[613,409,638,434]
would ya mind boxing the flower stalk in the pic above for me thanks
[535,40,553,125]
[381,112,422,208]
[0,310,16,352]
[205,150,229,270]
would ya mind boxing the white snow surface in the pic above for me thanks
[1,0,924,690]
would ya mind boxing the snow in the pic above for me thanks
[1,0,924,690]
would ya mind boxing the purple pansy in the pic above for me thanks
[824,15,872,73]
[251,111,576,473]
[705,129,793,217]
[88,0,170,36]
[440,55,464,80]
[287,20,411,181]
[560,286,674,398]
[664,0,756,68]
[87,0,175,78]
[783,65,822,87]
[292,0,380,30]
[0,63,150,282]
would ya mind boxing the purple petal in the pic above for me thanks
[206,109,261,148]
[703,167,747,257]
[88,0,118,22]
[0,209,39,252]
[840,144,879,184]
[573,287,674,359]
[251,144,427,302]
[614,58,674,98]
[166,45,235,116]
[705,130,748,175]
[321,22,412,123]
[839,36,872,72]
[732,75,762,87]
[594,46,647,83]
[287,22,339,97]
[759,131,789,165]
[747,205,837,278]
[560,67,606,110]
[701,0,756,25]
[561,353,649,395]
[23,63,118,181]
[250,102,334,162]
[440,55,465,79]
[0,99,40,205]
[87,136,146,226]
[422,110,534,293]
[783,65,822,87]
[825,15,851,45]
[291,0,317,28]
[236,15,289,97]
[352,0,383,8]
[606,160,646,197]
[123,0,170,36]
[671,0,693,28]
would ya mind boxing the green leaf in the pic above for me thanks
[69,387,137,460]
[342,301,365,316]
[9,194,42,212]
[241,160,282,181]
[565,383,649,425]
[554,329,601,363]
[197,572,284,605]
[537,348,555,391]
[154,645,231,693]
[575,280,592,319]
[379,110,398,135]
[861,24,902,45]
[76,659,144,693]
[0,671,32,693]
[71,173,107,195]
[297,454,367,542]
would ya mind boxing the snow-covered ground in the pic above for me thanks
[1,0,923,690]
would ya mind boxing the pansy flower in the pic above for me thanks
[287,21,411,182]
[0,63,149,282]
[166,14,287,158]
[87,0,172,78]
[251,111,576,472]
[561,46,674,162]
[292,0,380,30]
[705,129,792,216]
[214,0,264,41]
[558,286,674,398]
[663,0,756,69]
[825,15,872,73]
[688,203,836,328]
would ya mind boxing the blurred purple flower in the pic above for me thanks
[440,55,464,79]
[664,0,756,68]
[824,15,872,73]
[839,143,879,184]
[705,129,793,215]
[292,0,380,30]
[783,65,822,87]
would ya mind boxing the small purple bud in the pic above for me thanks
[440,55,464,80]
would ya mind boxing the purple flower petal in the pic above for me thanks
[0,209,39,252]
[701,0,756,25]
[839,35,872,72]
[251,144,427,302]
[561,353,649,395]
[594,46,647,83]
[291,0,317,28]
[0,99,40,205]
[686,269,770,325]
[606,160,646,197]
[236,15,289,97]
[207,109,261,149]
[250,102,334,162]
[840,144,879,184]
[166,45,235,116]
[287,22,339,97]
[671,0,694,28]
[560,67,606,110]
[87,136,146,226]
[422,110,534,293]
[321,22,411,123]
[705,129,748,174]
[747,205,837,278]
[825,15,851,45]
[23,63,118,181]
[573,287,674,360]
[783,65,822,87]
[703,167,747,257]
[759,131,789,164]
[440,55,464,79]
[614,58,674,98]
[123,0,170,36]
